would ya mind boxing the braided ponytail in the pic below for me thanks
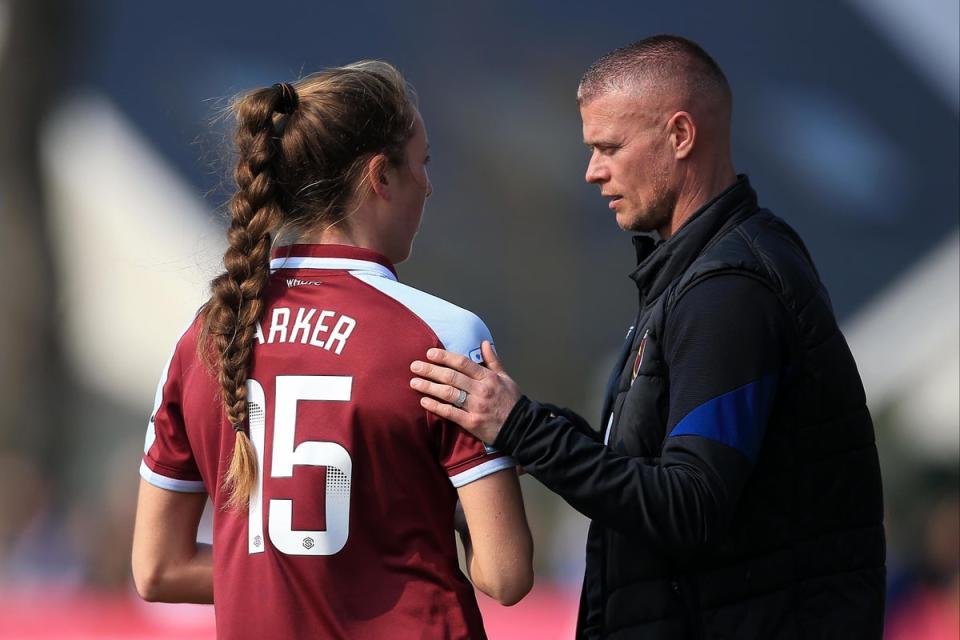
[201,83,294,509]
[199,62,418,510]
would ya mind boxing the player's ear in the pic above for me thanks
[368,154,392,200]
[669,111,696,160]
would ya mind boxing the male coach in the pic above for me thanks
[410,35,885,638]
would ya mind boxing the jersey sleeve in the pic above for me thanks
[140,330,206,493]
[432,310,515,487]
[348,272,517,486]
[430,411,515,487]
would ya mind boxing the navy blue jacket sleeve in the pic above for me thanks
[494,274,793,548]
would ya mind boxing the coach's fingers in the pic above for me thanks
[409,377,470,406]
[480,341,505,374]
[410,360,479,391]
[419,395,471,429]
[425,348,488,380]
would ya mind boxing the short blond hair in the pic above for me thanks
[577,34,731,112]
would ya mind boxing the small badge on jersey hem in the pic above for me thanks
[631,329,649,384]
[468,342,493,364]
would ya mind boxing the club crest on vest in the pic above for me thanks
[631,330,649,384]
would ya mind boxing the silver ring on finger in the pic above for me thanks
[453,388,468,409]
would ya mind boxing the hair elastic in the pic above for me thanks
[273,82,299,115]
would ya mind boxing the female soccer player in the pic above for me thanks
[131,61,533,639]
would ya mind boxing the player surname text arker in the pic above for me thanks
[253,306,356,355]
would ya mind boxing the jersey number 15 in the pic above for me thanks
[246,376,353,557]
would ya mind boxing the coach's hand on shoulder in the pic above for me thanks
[411,341,521,444]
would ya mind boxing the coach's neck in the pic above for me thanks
[661,146,736,241]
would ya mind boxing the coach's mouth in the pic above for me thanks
[605,194,623,209]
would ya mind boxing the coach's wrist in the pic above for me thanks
[491,395,532,454]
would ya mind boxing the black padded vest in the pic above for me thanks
[584,177,885,639]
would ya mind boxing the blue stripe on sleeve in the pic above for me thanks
[667,373,778,463]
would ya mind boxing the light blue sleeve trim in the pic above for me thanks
[350,273,493,362]
[449,457,517,488]
[140,460,207,493]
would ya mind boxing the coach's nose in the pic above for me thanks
[585,152,609,184]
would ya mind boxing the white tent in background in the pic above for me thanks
[41,94,225,409]
[844,231,960,462]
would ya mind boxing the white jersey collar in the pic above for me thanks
[269,244,398,281]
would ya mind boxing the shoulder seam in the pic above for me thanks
[666,269,801,352]
[347,273,448,349]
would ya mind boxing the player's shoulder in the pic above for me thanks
[350,273,491,361]
[156,310,206,379]
[171,311,204,354]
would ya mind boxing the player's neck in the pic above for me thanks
[298,208,378,252]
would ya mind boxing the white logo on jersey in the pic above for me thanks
[286,278,323,287]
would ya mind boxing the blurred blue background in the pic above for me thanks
[0,0,956,637]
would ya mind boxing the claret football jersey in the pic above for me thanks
[141,244,513,640]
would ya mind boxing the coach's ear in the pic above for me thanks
[669,111,696,160]
[368,154,393,200]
